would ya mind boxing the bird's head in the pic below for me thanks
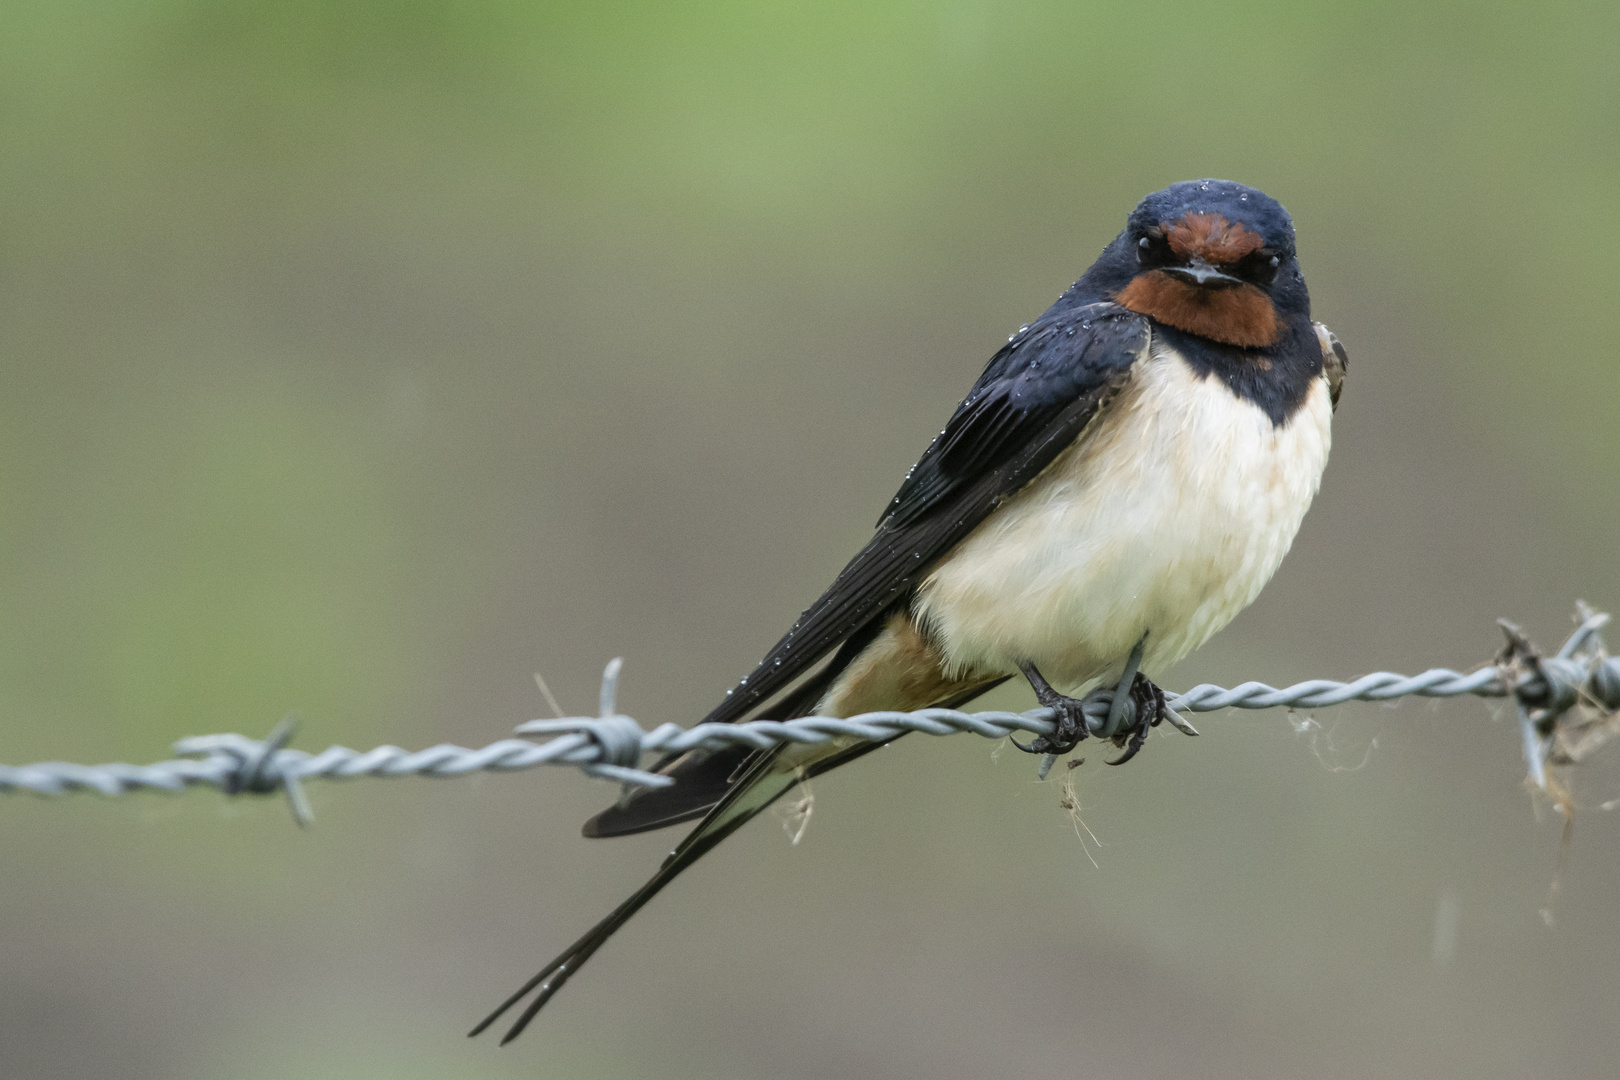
[1097,180,1307,349]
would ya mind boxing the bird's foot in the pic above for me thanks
[1106,673,1169,766]
[1011,661,1090,756]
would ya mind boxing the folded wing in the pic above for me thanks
[584,302,1150,836]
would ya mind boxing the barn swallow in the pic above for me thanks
[472,179,1347,1043]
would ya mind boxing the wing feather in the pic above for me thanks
[586,302,1149,835]
[702,301,1149,727]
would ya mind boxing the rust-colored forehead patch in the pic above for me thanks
[1162,213,1266,265]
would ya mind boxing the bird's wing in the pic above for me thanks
[1312,321,1348,409]
[713,300,1151,726]
[580,303,1148,838]
[500,303,1150,1037]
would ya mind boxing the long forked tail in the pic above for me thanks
[469,750,802,1045]
[469,667,1013,1044]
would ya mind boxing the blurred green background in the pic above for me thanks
[3,1,1619,1077]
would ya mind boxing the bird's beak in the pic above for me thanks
[1161,258,1244,290]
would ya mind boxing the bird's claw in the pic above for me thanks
[1010,695,1090,756]
[1106,673,1170,766]
[1013,645,1190,765]
[1011,661,1091,756]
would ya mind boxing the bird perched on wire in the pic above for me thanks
[472,178,1348,1043]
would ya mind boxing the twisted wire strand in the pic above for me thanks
[1169,665,1507,711]
[3,613,1615,816]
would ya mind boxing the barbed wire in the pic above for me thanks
[3,609,1616,826]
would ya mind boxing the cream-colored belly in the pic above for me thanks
[912,337,1333,694]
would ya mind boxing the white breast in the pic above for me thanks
[913,335,1333,693]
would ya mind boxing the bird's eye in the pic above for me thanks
[1232,248,1282,286]
[1138,237,1151,249]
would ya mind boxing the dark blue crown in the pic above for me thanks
[1129,180,1295,253]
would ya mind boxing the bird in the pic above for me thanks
[471,178,1348,1044]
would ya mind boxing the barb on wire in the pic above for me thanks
[3,608,1617,823]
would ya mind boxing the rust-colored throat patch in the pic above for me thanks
[1114,213,1280,348]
